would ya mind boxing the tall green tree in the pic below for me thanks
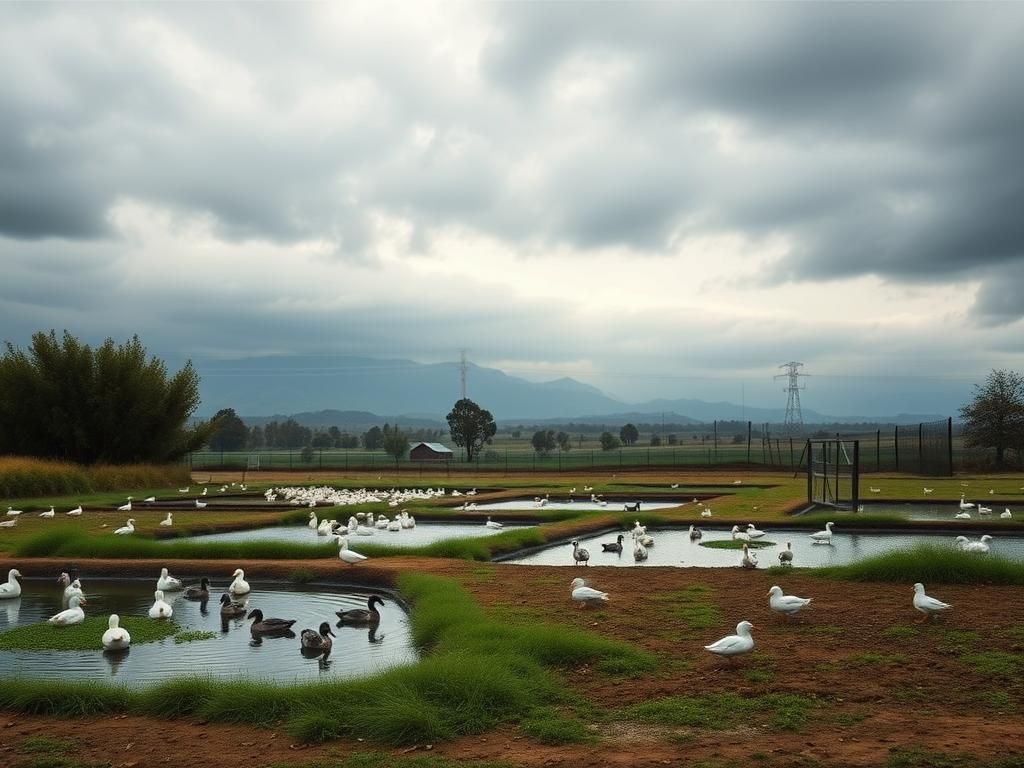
[600,431,620,451]
[446,398,496,462]
[0,330,214,464]
[619,423,639,446]
[556,431,571,452]
[383,428,409,468]
[531,429,556,455]
[207,408,248,451]
[960,369,1024,466]
[363,426,384,450]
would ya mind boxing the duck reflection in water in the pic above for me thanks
[335,620,385,644]
[102,646,129,675]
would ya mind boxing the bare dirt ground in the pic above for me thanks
[2,555,1023,767]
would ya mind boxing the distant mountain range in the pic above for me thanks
[197,354,945,426]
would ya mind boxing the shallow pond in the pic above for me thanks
[504,526,1024,568]
[0,579,416,684]
[849,502,1021,522]
[172,521,531,547]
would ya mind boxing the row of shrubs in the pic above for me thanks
[0,456,190,498]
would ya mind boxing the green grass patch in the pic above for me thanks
[0,679,135,715]
[813,543,1024,585]
[699,539,775,549]
[269,753,517,768]
[173,630,218,644]
[882,625,919,640]
[0,616,178,651]
[519,706,593,744]
[936,629,979,655]
[650,584,721,632]
[17,737,77,754]
[886,749,1024,768]
[962,651,1024,677]
[622,692,812,731]
[976,689,1015,712]
[0,455,189,499]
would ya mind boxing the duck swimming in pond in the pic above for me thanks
[0,569,21,599]
[148,590,173,619]
[219,593,247,618]
[247,609,296,635]
[49,595,87,626]
[102,614,131,651]
[601,534,624,553]
[300,622,335,655]
[229,568,250,595]
[336,595,384,625]
[183,577,210,600]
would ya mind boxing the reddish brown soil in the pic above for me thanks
[2,556,1023,767]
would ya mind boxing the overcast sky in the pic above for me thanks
[2,2,1023,415]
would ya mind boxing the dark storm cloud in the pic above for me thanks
[2,2,1024,327]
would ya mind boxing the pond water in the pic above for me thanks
[172,521,531,547]
[0,579,416,684]
[847,502,1021,522]
[504,526,1024,568]
[469,499,683,513]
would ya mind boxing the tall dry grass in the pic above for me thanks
[0,456,190,498]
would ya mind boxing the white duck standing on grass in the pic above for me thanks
[337,536,368,565]
[740,544,758,569]
[102,614,131,651]
[570,577,609,607]
[157,567,183,592]
[810,521,834,544]
[704,620,754,663]
[160,512,173,527]
[67,504,83,516]
[701,507,712,518]
[572,540,591,565]
[0,569,22,599]
[117,497,133,513]
[148,590,173,619]
[229,568,251,595]
[113,518,135,536]
[49,595,87,626]
[39,506,55,518]
[768,585,812,619]
[6,506,22,516]
[0,518,16,528]
[913,583,952,622]
[778,542,795,565]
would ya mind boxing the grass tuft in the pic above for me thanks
[813,543,1024,585]
[699,539,775,550]
[0,616,178,651]
[519,706,593,744]
[622,692,812,731]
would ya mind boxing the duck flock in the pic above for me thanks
[0,567,386,660]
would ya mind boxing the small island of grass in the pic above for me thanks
[699,539,776,550]
[0,616,179,651]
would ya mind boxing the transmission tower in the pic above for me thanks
[459,349,469,400]
[774,362,809,436]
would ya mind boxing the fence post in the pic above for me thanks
[713,420,718,462]
[747,421,751,464]
[806,440,813,501]
[876,430,881,471]
[947,416,954,476]
[789,437,794,468]
[894,426,899,471]
[918,422,924,475]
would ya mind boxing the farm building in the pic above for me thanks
[409,442,454,463]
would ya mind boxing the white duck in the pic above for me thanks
[159,512,173,527]
[959,494,975,511]
[308,511,318,530]
[113,518,135,535]
[1001,509,1013,519]
[316,519,333,536]
[157,567,183,592]
[6,506,22,516]
[704,620,754,661]
[767,585,811,618]
[148,589,173,619]
[58,573,84,604]
[336,536,368,565]
[810,521,834,544]
[746,523,766,539]
[740,544,758,569]
[731,525,751,542]
[0,569,22,599]
[143,496,156,503]
[102,614,131,651]
[485,516,504,530]
[0,518,17,528]
[913,582,952,622]
[632,536,648,562]
[963,535,993,554]
[39,506,56,518]
[701,507,712,518]
[978,504,992,515]
[387,518,401,532]
[778,542,794,564]
[117,497,133,512]
[229,568,251,595]
[195,499,207,509]
[67,505,83,516]
[955,511,971,520]
[49,594,87,626]
[570,577,609,607]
